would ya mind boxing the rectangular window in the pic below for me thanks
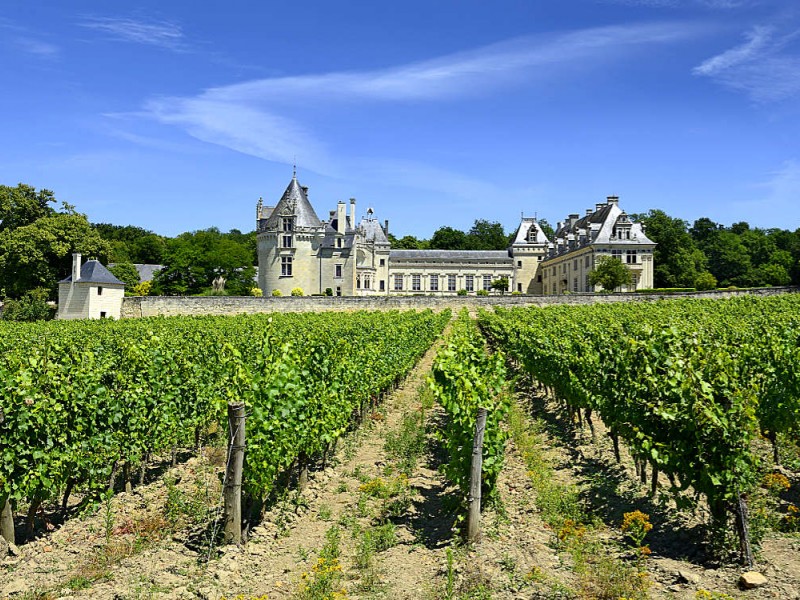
[337,238,342,248]
[465,275,474,292]
[97,286,103,296]
[517,283,522,292]
[573,259,578,270]
[281,256,292,276]
[336,286,342,297]
[429,274,439,292]
[282,235,292,248]
[517,260,522,267]
[537,255,542,261]
[412,274,421,291]
[394,274,403,291]
[282,218,293,232]
[379,280,385,291]
[379,258,385,267]
[356,276,361,289]
[100,311,107,318]
[612,249,623,260]
[626,250,637,264]
[448,274,456,292]
[585,255,590,267]
[573,277,578,292]
[483,275,492,291]
[537,274,542,283]
[335,264,343,278]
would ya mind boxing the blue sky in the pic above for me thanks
[2,1,799,238]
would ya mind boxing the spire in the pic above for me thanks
[292,159,296,179]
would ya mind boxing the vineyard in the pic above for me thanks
[1,296,799,599]
[479,294,800,564]
[0,310,450,542]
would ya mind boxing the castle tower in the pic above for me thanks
[509,218,550,294]
[257,175,325,296]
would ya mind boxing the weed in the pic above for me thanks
[65,575,92,591]
[294,526,346,600]
[384,409,427,475]
[318,504,333,521]
[498,552,517,573]
[336,481,349,493]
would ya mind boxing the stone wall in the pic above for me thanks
[120,286,799,319]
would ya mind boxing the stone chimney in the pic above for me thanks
[586,208,593,216]
[72,253,81,282]
[337,201,346,234]
[607,195,619,205]
[596,203,605,212]
[350,197,356,227]
[568,213,579,228]
[384,219,389,236]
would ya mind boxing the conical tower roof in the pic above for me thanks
[263,175,322,229]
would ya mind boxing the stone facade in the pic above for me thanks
[541,196,655,294]
[257,177,652,297]
[257,176,552,297]
[58,253,126,319]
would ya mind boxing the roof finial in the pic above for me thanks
[293,157,296,179]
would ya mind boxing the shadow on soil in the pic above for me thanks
[524,383,710,565]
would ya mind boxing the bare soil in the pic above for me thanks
[2,341,799,600]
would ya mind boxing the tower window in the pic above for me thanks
[282,218,293,232]
[282,235,292,248]
[335,264,343,278]
[97,286,103,296]
[281,256,293,276]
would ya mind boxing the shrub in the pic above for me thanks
[250,287,263,297]
[324,288,333,296]
[3,288,56,321]
[457,289,468,296]
[476,289,489,296]
[291,287,304,297]
[694,271,717,291]
[131,280,152,296]
[511,291,522,296]
[271,289,282,297]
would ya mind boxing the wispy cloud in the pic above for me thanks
[134,21,694,185]
[693,25,800,101]
[0,19,60,57]
[607,0,750,8]
[732,160,800,223]
[79,16,186,51]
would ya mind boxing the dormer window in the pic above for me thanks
[282,217,293,232]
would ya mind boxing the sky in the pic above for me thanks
[1,0,799,238]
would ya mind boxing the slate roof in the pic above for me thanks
[390,250,511,262]
[134,264,163,282]
[60,260,125,285]
[262,176,322,230]
[359,218,389,245]
[512,219,550,246]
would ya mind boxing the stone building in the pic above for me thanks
[257,175,653,296]
[541,196,655,294]
[58,253,126,319]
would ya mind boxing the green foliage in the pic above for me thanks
[476,289,489,296]
[480,295,800,557]
[694,271,717,291]
[152,228,255,296]
[0,205,111,299]
[430,226,469,250]
[429,310,510,505]
[108,262,140,292]
[588,256,632,292]
[490,277,509,294]
[457,289,468,296]
[324,288,333,296]
[291,287,304,296]
[272,289,283,296]
[0,184,55,232]
[131,280,152,296]
[0,310,450,517]
[1,288,54,321]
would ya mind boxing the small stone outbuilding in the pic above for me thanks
[57,253,125,320]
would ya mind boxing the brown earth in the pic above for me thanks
[2,338,800,600]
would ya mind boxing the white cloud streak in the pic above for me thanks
[693,25,800,102]
[0,19,60,57]
[79,17,186,50]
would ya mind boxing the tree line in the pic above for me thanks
[1,183,798,314]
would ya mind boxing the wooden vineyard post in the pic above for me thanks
[1,497,14,545]
[467,407,487,544]
[224,402,246,545]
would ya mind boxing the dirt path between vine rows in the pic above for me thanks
[1,333,456,600]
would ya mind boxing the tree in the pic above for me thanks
[589,257,632,292]
[491,277,509,294]
[429,226,468,250]
[694,271,717,291]
[0,184,55,232]
[704,232,753,287]
[636,209,706,288]
[153,228,255,296]
[109,262,141,293]
[0,209,110,299]
[1,288,54,321]
[467,219,508,250]
[388,234,426,249]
